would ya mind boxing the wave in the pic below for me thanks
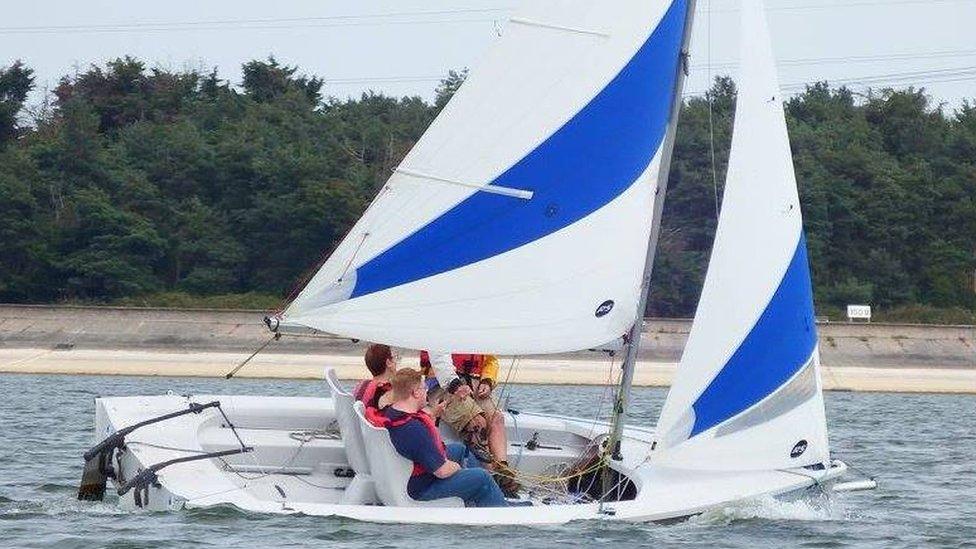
[689,493,845,526]
[0,496,130,519]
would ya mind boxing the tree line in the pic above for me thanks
[0,57,973,323]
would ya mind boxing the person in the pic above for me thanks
[420,351,520,497]
[379,368,523,507]
[353,343,398,410]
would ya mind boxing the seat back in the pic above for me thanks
[353,401,463,508]
[325,368,370,475]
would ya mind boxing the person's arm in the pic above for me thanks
[432,459,461,479]
[477,355,500,398]
[428,352,470,397]
[397,420,456,477]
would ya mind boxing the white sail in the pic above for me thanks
[282,0,691,354]
[651,0,830,471]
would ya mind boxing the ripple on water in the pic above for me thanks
[0,374,973,548]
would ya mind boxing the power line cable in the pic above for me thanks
[684,65,976,97]
[3,0,972,34]
[700,0,975,13]
[691,48,976,71]
[0,8,511,35]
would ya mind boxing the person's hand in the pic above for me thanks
[432,399,448,418]
[453,383,473,399]
[476,383,491,399]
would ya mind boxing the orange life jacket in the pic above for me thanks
[368,408,448,477]
[452,353,487,377]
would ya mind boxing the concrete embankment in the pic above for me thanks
[0,304,973,393]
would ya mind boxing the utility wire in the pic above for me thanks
[691,48,976,71]
[683,65,976,97]
[0,18,501,35]
[700,0,975,13]
[0,8,512,35]
[2,0,971,34]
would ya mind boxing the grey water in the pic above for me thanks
[0,373,973,548]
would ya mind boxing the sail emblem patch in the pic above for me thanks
[595,300,615,318]
[790,440,808,459]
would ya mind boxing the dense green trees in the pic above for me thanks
[0,58,973,322]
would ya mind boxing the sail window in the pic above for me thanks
[714,357,817,438]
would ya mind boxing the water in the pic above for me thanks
[0,373,973,548]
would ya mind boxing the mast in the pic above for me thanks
[605,0,699,463]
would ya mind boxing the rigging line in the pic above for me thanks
[275,216,372,317]
[126,441,208,454]
[705,0,721,221]
[337,231,371,283]
[775,467,829,498]
[219,430,317,481]
[495,355,520,415]
[584,352,619,443]
[224,336,277,380]
[836,458,877,483]
[215,405,248,452]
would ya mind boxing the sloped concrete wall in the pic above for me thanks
[1,304,973,368]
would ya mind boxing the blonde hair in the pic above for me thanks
[390,368,423,401]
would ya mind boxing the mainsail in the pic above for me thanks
[282,0,690,354]
[651,0,830,471]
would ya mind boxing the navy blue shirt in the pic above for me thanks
[382,408,446,498]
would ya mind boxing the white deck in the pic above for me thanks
[93,393,847,525]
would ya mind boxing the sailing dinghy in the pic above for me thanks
[78,0,874,524]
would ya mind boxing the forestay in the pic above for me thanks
[651,0,830,471]
[281,0,690,354]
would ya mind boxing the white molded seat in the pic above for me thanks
[353,401,463,508]
[325,368,377,505]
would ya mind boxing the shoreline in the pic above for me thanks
[1,348,973,395]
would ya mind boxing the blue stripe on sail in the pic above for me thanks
[348,0,689,299]
[689,233,818,437]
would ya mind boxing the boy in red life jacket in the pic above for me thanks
[420,351,521,497]
[353,343,398,410]
[379,368,524,507]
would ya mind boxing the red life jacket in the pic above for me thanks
[452,354,487,377]
[419,351,487,377]
[369,408,448,477]
[354,378,390,409]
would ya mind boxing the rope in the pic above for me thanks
[775,467,829,499]
[224,336,277,379]
[837,458,878,483]
[494,355,520,413]
[126,441,208,454]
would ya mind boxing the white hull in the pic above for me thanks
[93,393,847,525]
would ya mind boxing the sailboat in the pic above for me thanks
[78,0,875,524]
